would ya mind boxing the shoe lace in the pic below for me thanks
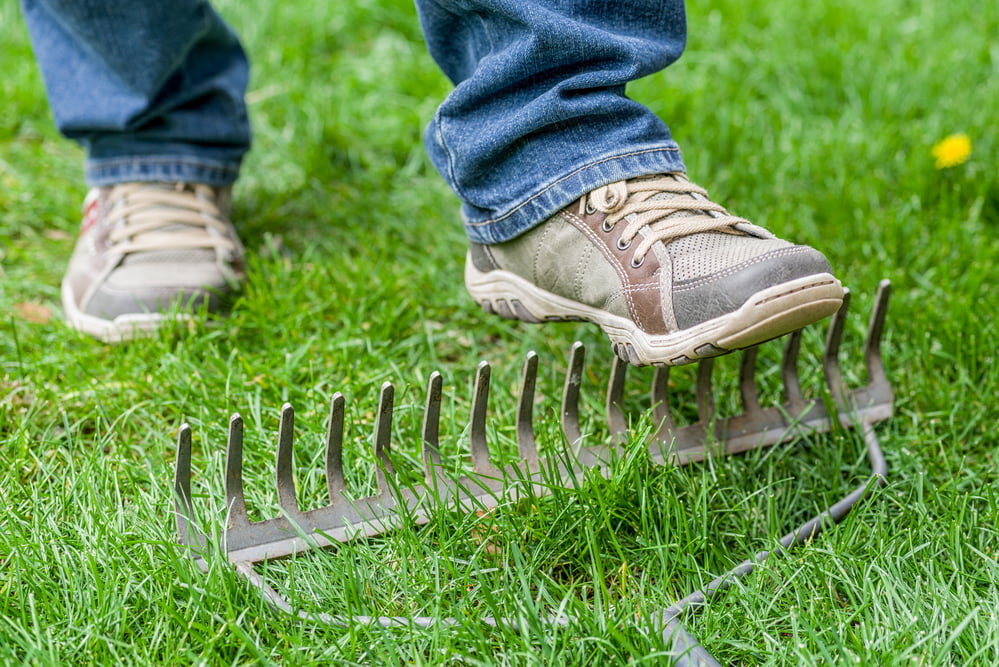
[579,174,761,266]
[105,182,237,256]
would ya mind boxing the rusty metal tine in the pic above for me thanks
[864,280,892,386]
[739,347,762,414]
[225,414,250,527]
[178,298,897,654]
[516,352,539,463]
[606,355,629,440]
[325,393,346,502]
[823,289,851,408]
[695,359,715,423]
[174,424,196,546]
[650,367,674,438]
[469,361,492,472]
[275,404,299,516]
[781,329,807,415]
[560,342,585,446]
[421,372,444,480]
[373,382,395,494]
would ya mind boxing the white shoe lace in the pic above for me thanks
[105,182,237,257]
[579,174,769,267]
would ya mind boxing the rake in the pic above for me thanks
[174,279,893,664]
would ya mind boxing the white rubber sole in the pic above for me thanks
[465,256,844,366]
[61,278,193,343]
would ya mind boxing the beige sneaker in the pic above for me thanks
[61,182,245,342]
[465,173,844,366]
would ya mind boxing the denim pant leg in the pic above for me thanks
[20,0,251,187]
[416,0,689,243]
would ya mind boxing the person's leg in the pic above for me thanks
[21,0,250,186]
[20,0,251,342]
[416,0,844,366]
[416,0,687,243]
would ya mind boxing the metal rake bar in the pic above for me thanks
[176,280,892,570]
[174,280,893,662]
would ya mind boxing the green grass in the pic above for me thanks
[2,0,998,664]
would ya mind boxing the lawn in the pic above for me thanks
[1,0,997,664]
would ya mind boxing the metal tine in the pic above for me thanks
[606,354,629,441]
[373,382,395,495]
[739,347,762,415]
[560,342,585,446]
[695,358,715,424]
[469,361,493,473]
[864,280,892,387]
[823,289,852,409]
[650,366,674,440]
[174,424,196,546]
[421,372,444,481]
[325,393,346,502]
[225,414,250,527]
[781,330,808,416]
[275,404,300,516]
[516,351,539,464]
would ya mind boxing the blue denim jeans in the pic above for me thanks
[21,0,688,243]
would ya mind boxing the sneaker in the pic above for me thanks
[465,173,844,366]
[61,182,245,342]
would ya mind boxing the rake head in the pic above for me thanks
[175,280,893,575]
[173,280,894,663]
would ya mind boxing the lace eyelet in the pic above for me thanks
[601,219,614,233]
[616,236,632,251]
[584,202,597,215]
[630,255,646,269]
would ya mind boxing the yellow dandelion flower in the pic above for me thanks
[931,133,972,169]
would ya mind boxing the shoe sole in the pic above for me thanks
[61,278,193,343]
[465,254,844,366]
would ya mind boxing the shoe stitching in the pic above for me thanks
[573,243,592,303]
[672,247,813,292]
[481,243,500,271]
[559,208,640,322]
[754,279,837,306]
[531,220,554,286]
[561,207,674,334]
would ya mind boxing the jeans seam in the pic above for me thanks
[87,156,240,170]
[465,146,681,227]
[432,9,492,204]
[434,110,465,202]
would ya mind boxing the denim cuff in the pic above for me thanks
[84,155,242,188]
[463,145,686,244]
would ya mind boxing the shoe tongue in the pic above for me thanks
[631,175,750,256]
[119,184,217,266]
[124,246,214,266]
[640,175,772,239]
[621,177,718,264]
[637,174,711,221]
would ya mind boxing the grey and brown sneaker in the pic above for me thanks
[465,173,844,366]
[61,182,245,342]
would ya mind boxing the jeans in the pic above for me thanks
[20,0,688,243]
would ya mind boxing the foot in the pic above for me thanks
[465,173,844,366]
[61,182,245,342]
